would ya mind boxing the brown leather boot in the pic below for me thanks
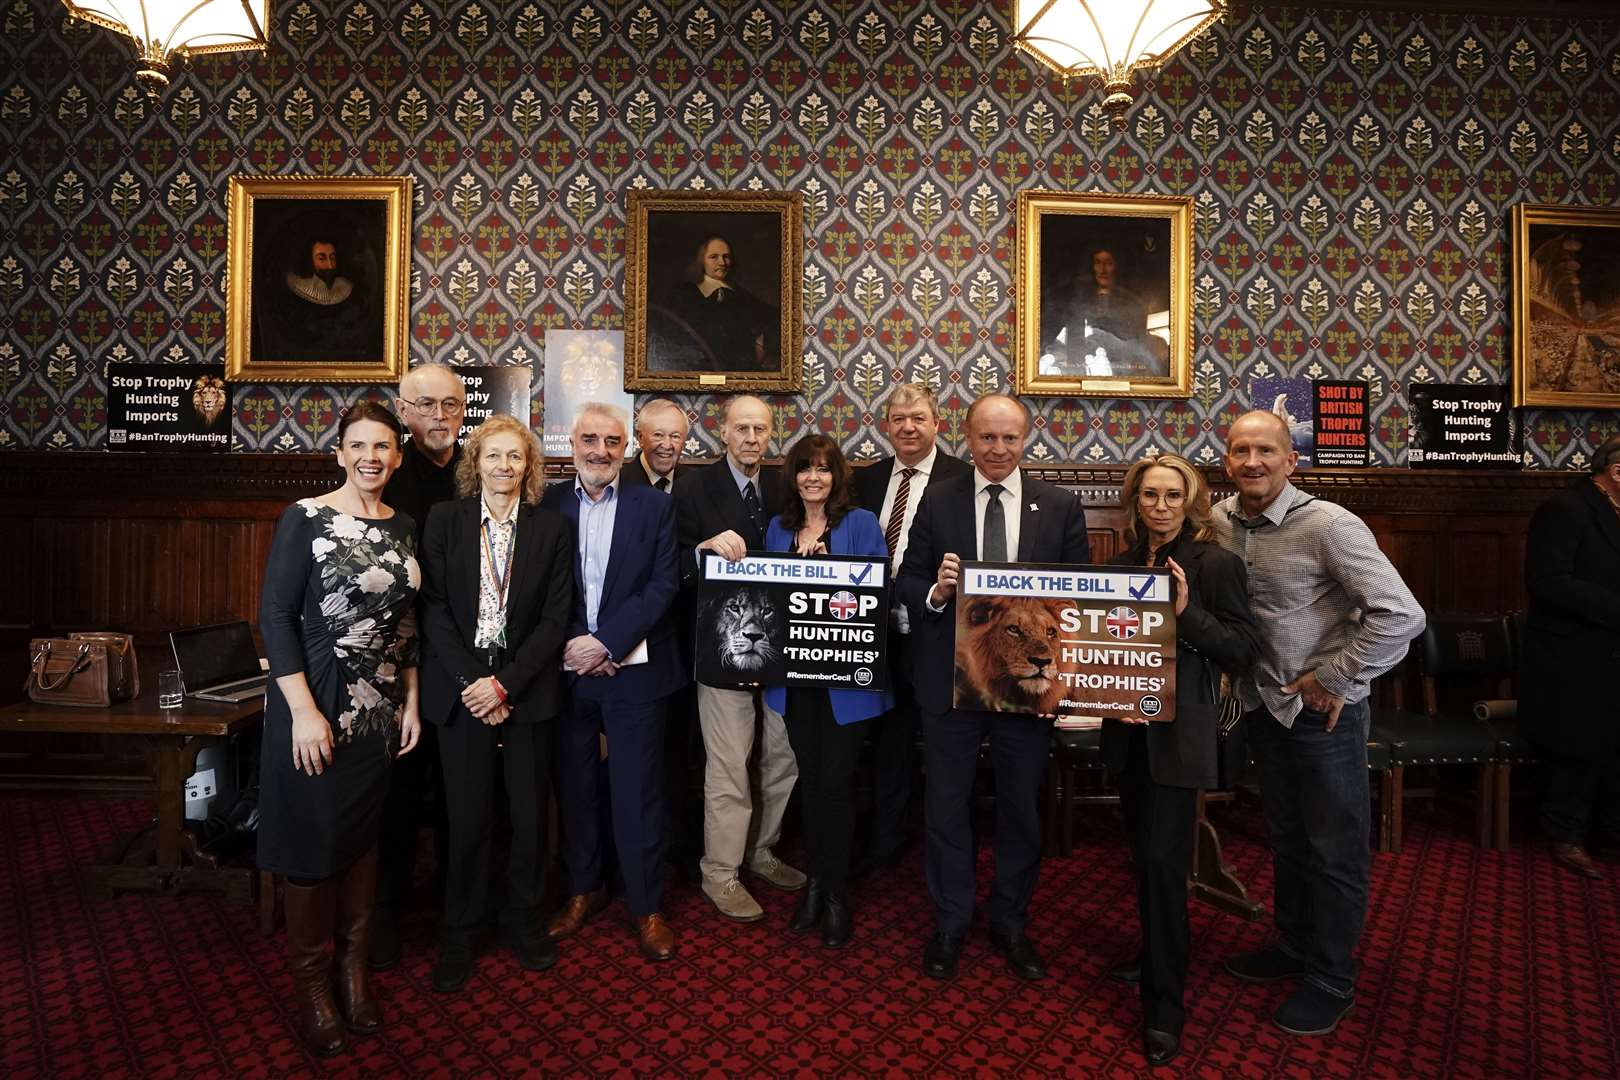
[283,877,346,1056]
[334,847,385,1034]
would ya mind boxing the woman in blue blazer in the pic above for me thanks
[764,434,892,947]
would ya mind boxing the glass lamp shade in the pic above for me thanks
[1013,0,1223,125]
[62,0,270,95]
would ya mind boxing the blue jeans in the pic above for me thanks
[1247,699,1371,999]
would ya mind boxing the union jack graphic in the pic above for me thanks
[1105,606,1140,640]
[828,590,859,620]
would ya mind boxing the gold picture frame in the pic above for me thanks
[1015,191,1193,399]
[1511,202,1620,409]
[226,175,412,383]
[624,189,803,393]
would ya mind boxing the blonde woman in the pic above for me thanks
[1101,453,1262,1067]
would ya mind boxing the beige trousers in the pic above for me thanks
[697,683,798,886]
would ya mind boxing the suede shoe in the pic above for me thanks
[547,888,609,940]
[988,929,1048,981]
[1551,841,1603,880]
[636,914,676,961]
[922,932,963,980]
[702,877,766,922]
[430,943,475,993]
[744,850,807,891]
[1273,983,1354,1036]
[1144,1028,1180,1066]
[1224,944,1306,983]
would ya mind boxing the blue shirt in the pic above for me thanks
[726,455,762,505]
[573,478,619,638]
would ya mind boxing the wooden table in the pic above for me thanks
[0,688,275,932]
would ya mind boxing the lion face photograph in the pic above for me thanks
[700,587,784,684]
[954,596,1064,716]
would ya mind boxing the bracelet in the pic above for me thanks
[490,676,508,704]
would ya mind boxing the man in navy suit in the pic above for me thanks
[620,398,689,492]
[540,402,686,960]
[853,383,972,874]
[897,394,1090,982]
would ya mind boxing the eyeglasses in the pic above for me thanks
[1138,489,1186,507]
[405,397,465,416]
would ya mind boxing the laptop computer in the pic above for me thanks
[170,621,269,703]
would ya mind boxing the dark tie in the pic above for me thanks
[741,482,764,537]
[884,467,917,562]
[655,476,669,493]
[982,483,1008,562]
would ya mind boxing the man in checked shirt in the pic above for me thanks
[1212,411,1424,1037]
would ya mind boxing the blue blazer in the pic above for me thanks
[762,507,894,725]
[539,479,688,701]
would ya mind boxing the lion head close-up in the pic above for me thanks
[705,587,782,675]
[954,596,1064,716]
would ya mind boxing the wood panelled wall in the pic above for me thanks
[0,452,1569,787]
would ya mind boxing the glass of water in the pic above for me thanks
[157,670,185,711]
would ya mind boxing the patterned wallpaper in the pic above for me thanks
[1,0,1617,467]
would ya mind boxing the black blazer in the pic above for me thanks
[674,456,783,584]
[1520,480,1620,758]
[895,469,1091,715]
[419,496,576,726]
[1100,529,1262,789]
[620,454,678,490]
[854,450,974,521]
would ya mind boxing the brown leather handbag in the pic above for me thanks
[26,633,141,708]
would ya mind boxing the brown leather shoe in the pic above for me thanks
[636,913,675,961]
[1551,842,1603,880]
[547,888,608,940]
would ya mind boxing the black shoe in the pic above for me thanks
[821,890,852,949]
[1273,983,1354,1036]
[988,929,1047,981]
[430,943,475,993]
[367,910,402,971]
[788,879,825,933]
[1143,1028,1180,1066]
[921,932,963,980]
[1224,944,1307,984]
[505,932,558,972]
[1109,961,1142,984]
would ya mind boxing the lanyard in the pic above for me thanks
[481,516,516,617]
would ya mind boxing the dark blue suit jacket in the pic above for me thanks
[540,478,687,701]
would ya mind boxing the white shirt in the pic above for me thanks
[927,467,1024,611]
[878,446,939,635]
[877,445,939,573]
[639,453,674,492]
[697,276,732,299]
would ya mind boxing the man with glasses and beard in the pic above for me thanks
[368,363,468,970]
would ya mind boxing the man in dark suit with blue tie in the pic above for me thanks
[540,402,686,960]
[853,383,972,874]
[897,394,1090,982]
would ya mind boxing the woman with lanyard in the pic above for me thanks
[418,414,575,992]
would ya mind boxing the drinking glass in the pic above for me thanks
[157,670,185,710]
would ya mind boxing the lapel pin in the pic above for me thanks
[1029,502,1038,512]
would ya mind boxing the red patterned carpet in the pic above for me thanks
[3,793,1618,1079]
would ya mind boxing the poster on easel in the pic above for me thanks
[1407,385,1519,468]
[1311,381,1370,467]
[543,329,635,458]
[107,363,231,452]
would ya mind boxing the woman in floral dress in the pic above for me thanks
[257,400,422,1057]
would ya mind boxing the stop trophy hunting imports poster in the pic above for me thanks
[953,562,1177,726]
[697,552,890,692]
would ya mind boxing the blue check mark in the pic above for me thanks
[1128,575,1156,600]
[850,562,874,586]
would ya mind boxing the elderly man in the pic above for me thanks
[623,398,690,492]
[853,383,971,874]
[540,403,685,960]
[674,394,803,921]
[1214,410,1423,1037]
[897,393,1090,982]
[371,362,467,970]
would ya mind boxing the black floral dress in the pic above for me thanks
[257,500,420,879]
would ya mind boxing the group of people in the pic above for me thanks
[256,363,1435,1067]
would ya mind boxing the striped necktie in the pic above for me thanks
[884,467,917,561]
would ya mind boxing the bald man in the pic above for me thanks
[1212,410,1422,1037]
[896,394,1090,982]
